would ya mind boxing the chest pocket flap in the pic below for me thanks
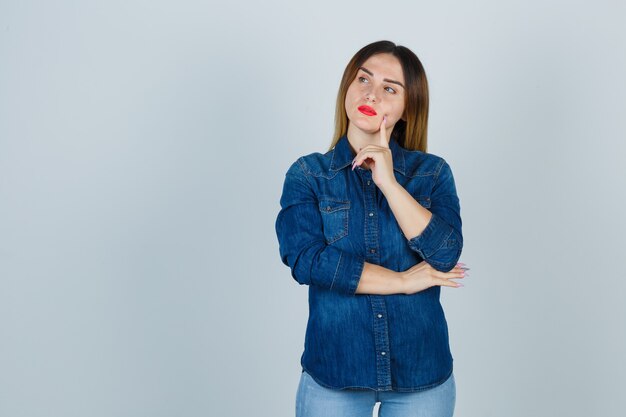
[318,199,350,244]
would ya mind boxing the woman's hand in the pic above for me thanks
[399,261,468,294]
[351,116,397,190]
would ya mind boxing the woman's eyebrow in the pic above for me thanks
[358,66,405,89]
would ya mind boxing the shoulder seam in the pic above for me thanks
[295,157,315,189]
[433,158,447,188]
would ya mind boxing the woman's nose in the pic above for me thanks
[365,86,383,102]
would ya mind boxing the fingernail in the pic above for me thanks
[456,262,466,266]
[456,283,464,287]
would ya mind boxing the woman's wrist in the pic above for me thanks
[395,271,408,295]
[356,262,407,295]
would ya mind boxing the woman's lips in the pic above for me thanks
[358,105,377,116]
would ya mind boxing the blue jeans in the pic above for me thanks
[296,370,456,417]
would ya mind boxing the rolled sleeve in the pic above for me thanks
[275,159,365,295]
[407,159,463,272]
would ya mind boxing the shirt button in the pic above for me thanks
[370,249,376,253]
[369,212,374,217]
[381,351,386,356]
[367,180,371,185]
[377,314,383,318]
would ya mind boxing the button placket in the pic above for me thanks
[360,170,390,389]
[363,169,380,263]
[370,296,391,388]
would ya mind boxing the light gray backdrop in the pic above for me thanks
[1,1,625,416]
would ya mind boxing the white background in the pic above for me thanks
[1,1,625,416]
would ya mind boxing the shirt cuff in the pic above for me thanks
[406,212,454,259]
[326,247,365,295]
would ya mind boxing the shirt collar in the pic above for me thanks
[329,133,406,175]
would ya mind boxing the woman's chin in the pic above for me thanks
[348,118,379,134]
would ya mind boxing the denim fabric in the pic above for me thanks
[275,134,463,392]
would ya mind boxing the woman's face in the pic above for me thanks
[344,53,406,135]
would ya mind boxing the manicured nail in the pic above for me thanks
[456,262,465,266]
[456,283,464,287]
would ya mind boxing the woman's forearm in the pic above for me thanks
[379,181,432,241]
[355,262,405,295]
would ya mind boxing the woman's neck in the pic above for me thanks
[346,124,390,157]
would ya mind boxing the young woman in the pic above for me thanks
[275,40,469,417]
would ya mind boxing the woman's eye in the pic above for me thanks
[358,76,395,94]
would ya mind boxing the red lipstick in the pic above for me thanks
[358,105,377,116]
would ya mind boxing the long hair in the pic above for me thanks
[329,40,430,153]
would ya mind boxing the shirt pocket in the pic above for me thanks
[318,198,350,244]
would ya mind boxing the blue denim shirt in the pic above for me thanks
[275,134,463,392]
